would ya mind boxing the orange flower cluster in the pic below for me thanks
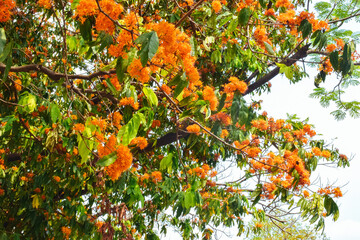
[237,0,257,12]
[38,0,52,9]
[223,77,248,95]
[146,21,201,90]
[61,226,71,239]
[53,176,61,182]
[73,123,85,132]
[151,171,162,183]
[318,58,333,73]
[90,118,107,131]
[251,119,268,131]
[264,8,275,17]
[128,59,151,83]
[14,79,22,91]
[109,76,121,91]
[212,0,222,13]
[74,0,123,33]
[188,164,212,179]
[98,135,133,180]
[275,0,293,8]
[202,86,218,111]
[254,26,272,49]
[0,0,16,22]
[110,111,123,127]
[95,0,123,33]
[220,129,229,138]
[74,0,98,23]
[186,124,201,134]
[130,137,148,150]
[151,120,161,128]
[318,186,342,198]
[108,13,137,58]
[119,97,139,110]
[211,112,231,126]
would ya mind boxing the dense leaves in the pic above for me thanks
[0,0,359,239]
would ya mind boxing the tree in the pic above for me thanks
[0,0,359,239]
[247,212,330,240]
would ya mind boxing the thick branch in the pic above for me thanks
[0,63,116,81]
[244,44,311,96]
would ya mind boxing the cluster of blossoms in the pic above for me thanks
[0,0,16,22]
[318,186,343,198]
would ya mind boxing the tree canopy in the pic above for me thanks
[0,0,359,239]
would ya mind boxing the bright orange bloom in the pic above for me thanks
[186,124,201,134]
[130,137,148,150]
[53,176,61,182]
[212,0,222,13]
[128,59,151,83]
[265,8,275,17]
[73,123,85,132]
[38,0,52,9]
[322,150,331,158]
[220,129,229,138]
[61,226,71,239]
[119,97,139,110]
[203,86,218,111]
[251,119,268,131]
[326,44,337,52]
[312,147,322,156]
[223,77,248,94]
[74,0,98,23]
[95,0,123,34]
[0,0,16,22]
[151,171,162,183]
[211,112,231,126]
[14,80,22,91]
[303,190,310,198]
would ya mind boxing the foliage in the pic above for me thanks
[0,0,359,239]
[248,213,330,240]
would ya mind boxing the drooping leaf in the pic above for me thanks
[135,31,159,67]
[96,152,117,167]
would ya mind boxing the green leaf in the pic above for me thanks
[135,31,159,67]
[0,41,12,63]
[96,152,117,167]
[78,127,92,163]
[3,54,12,80]
[118,113,143,145]
[173,73,188,98]
[80,19,92,41]
[0,28,6,55]
[299,19,312,39]
[184,191,195,209]
[143,86,158,107]
[50,103,61,123]
[160,153,173,173]
[238,8,251,25]
[329,51,339,70]
[18,93,37,114]
[264,42,275,55]
[116,57,125,82]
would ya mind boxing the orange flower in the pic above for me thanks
[251,119,268,131]
[38,0,52,9]
[202,86,218,111]
[105,143,133,181]
[0,0,16,22]
[128,59,151,83]
[220,129,229,138]
[119,97,139,110]
[223,77,248,94]
[303,190,310,198]
[312,147,322,156]
[326,44,337,52]
[186,124,201,134]
[74,0,98,23]
[61,226,71,239]
[14,79,22,91]
[322,150,331,158]
[151,171,162,183]
[95,0,123,34]
[151,120,161,128]
[211,112,231,126]
[130,137,148,150]
[53,176,61,182]
[212,0,222,13]
[73,123,85,133]
[264,8,275,17]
